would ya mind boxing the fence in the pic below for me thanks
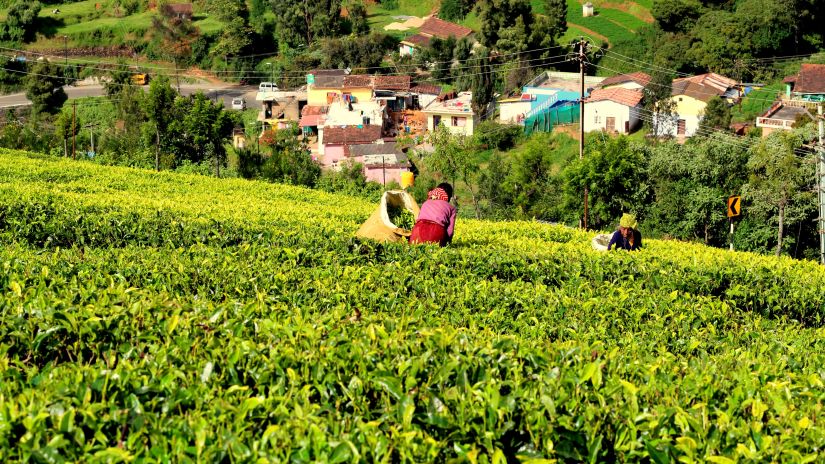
[523,102,580,136]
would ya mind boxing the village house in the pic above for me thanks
[399,17,473,56]
[783,64,825,102]
[499,71,604,127]
[755,101,814,137]
[317,126,385,170]
[597,72,651,91]
[347,143,412,186]
[583,87,644,134]
[165,3,193,21]
[423,92,479,136]
[654,73,738,138]
[256,88,307,132]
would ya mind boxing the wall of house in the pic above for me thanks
[308,87,373,106]
[364,164,411,185]
[318,144,346,167]
[583,101,632,133]
[399,44,415,56]
[418,94,438,109]
[499,101,531,124]
[427,113,476,136]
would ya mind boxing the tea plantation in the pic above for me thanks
[1,148,824,462]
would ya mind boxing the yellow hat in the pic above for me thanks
[619,213,637,229]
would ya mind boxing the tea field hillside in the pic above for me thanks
[1,148,824,462]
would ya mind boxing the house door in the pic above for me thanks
[433,115,441,128]
[677,119,686,135]
[606,117,616,132]
[624,121,630,132]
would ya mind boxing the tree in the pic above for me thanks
[103,60,134,97]
[470,47,494,118]
[0,0,42,43]
[208,0,253,59]
[646,135,748,244]
[151,1,200,87]
[25,61,67,115]
[743,130,814,256]
[179,93,235,176]
[651,0,702,33]
[644,71,675,137]
[143,75,177,171]
[562,136,650,230]
[426,125,482,218]
[420,36,456,82]
[478,0,532,49]
[439,0,473,21]
[543,0,567,39]
[347,1,370,36]
[699,96,732,133]
[260,124,320,186]
[273,0,343,47]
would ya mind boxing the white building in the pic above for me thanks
[583,87,644,134]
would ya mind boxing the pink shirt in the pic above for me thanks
[417,199,457,237]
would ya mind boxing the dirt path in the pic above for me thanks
[567,22,610,45]
[599,0,654,22]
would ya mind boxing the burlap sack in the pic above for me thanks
[356,190,421,243]
[591,233,611,251]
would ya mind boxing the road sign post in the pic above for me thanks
[727,195,741,251]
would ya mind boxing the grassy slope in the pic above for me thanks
[731,81,784,123]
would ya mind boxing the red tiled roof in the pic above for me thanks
[323,125,383,145]
[584,87,643,107]
[420,17,473,39]
[374,75,410,90]
[410,83,442,95]
[343,75,373,88]
[599,72,651,89]
[401,33,432,47]
[784,64,825,94]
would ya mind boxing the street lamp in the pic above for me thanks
[265,62,274,83]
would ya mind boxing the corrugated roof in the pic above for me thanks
[420,17,473,39]
[323,125,383,144]
[348,143,405,157]
[599,72,651,89]
[671,73,737,102]
[314,75,345,88]
[584,87,643,107]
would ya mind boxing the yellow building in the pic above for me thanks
[423,92,479,136]
[307,74,373,107]
[655,73,738,137]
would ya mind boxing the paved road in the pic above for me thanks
[0,84,261,110]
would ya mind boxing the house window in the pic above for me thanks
[433,115,442,127]
[452,117,467,127]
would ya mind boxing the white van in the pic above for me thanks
[258,82,279,92]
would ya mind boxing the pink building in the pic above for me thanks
[317,125,384,169]
[348,143,412,185]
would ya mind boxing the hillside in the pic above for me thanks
[1,148,824,462]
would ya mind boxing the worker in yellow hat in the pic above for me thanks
[608,213,642,251]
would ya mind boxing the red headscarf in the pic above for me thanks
[427,187,449,201]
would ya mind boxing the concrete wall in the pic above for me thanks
[583,101,640,134]
[427,113,477,136]
[499,101,531,124]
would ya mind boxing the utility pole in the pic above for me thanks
[71,101,77,160]
[62,36,68,84]
[577,38,589,230]
[818,103,824,265]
